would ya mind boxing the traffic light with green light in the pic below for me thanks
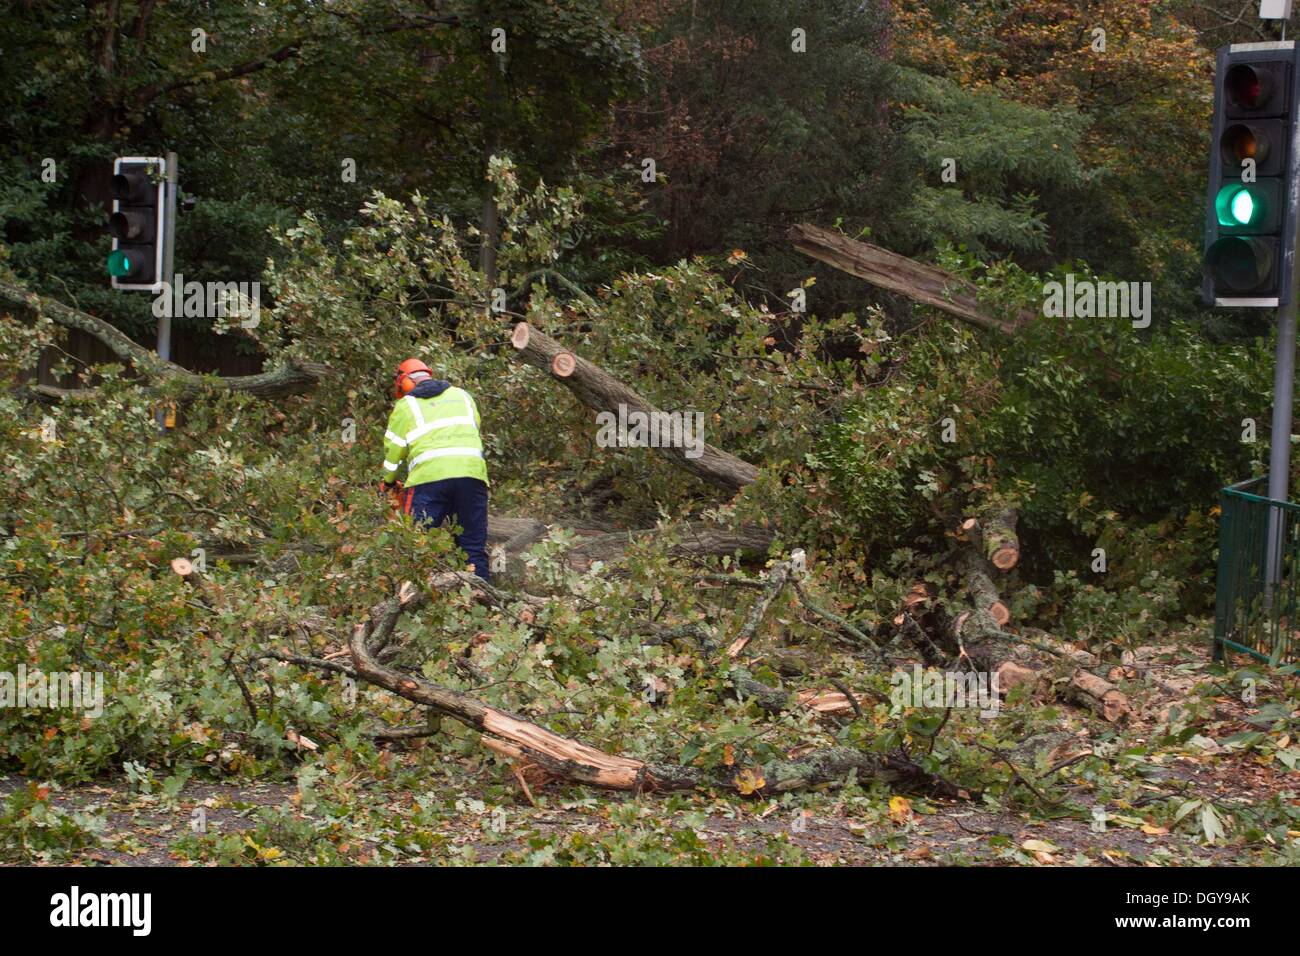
[107,156,167,291]
[1204,46,1300,306]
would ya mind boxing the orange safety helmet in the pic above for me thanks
[393,358,433,397]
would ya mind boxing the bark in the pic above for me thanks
[960,547,1010,627]
[346,579,962,797]
[509,322,760,491]
[789,224,1033,335]
[980,508,1020,571]
[487,516,551,549]
[1,281,330,399]
[729,666,789,714]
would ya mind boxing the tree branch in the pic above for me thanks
[1,280,330,400]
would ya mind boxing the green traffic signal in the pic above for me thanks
[106,249,134,278]
[1216,184,1265,226]
[1232,189,1255,223]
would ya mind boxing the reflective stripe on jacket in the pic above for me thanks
[381,386,488,486]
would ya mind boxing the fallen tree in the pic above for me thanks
[509,321,760,491]
[789,223,1034,335]
[1,280,330,400]
[343,577,964,798]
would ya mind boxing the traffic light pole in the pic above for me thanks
[153,152,178,432]
[157,151,178,364]
[1267,297,1296,587]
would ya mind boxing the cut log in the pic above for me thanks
[1061,668,1130,723]
[509,322,760,491]
[981,508,1020,571]
[1,280,329,400]
[789,225,1033,336]
[551,351,576,377]
[945,611,1129,722]
[960,548,1010,626]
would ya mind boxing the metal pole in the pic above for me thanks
[155,151,178,432]
[157,150,178,363]
[1266,298,1297,586]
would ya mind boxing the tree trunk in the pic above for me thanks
[509,322,760,491]
[960,547,1010,626]
[562,522,772,570]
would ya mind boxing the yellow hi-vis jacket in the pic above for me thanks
[381,386,488,486]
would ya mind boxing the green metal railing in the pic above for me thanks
[1214,476,1300,665]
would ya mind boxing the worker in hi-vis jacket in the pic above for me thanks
[380,358,490,581]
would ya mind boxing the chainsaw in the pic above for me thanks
[380,479,405,518]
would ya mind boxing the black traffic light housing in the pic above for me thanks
[1204,44,1300,306]
[107,156,167,291]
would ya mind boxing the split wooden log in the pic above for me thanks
[789,224,1034,336]
[796,688,872,718]
[345,579,963,797]
[980,508,1020,571]
[1,280,330,400]
[509,322,760,491]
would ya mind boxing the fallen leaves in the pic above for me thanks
[889,795,913,825]
[1020,838,1059,864]
[733,768,765,795]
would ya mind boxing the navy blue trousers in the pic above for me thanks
[405,477,491,582]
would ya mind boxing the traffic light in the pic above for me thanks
[107,156,167,291]
[1204,45,1300,306]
